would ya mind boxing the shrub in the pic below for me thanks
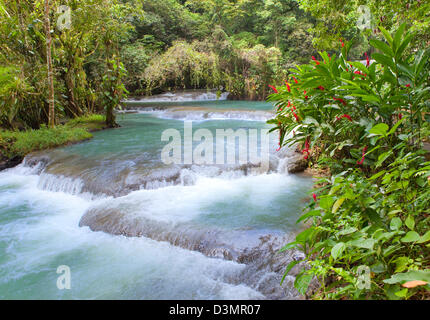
[269,23,430,299]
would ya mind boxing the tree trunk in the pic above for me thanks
[44,0,55,128]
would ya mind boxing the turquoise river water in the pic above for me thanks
[0,93,312,299]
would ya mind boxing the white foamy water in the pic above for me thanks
[0,108,311,300]
[124,91,230,103]
[0,168,265,300]
[133,109,273,122]
[86,173,304,225]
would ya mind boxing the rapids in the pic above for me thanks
[0,93,312,299]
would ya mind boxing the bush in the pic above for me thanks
[0,114,107,160]
[269,23,430,299]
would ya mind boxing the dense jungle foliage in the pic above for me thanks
[1,0,429,130]
[0,0,429,300]
[269,23,430,300]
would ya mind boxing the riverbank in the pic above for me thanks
[0,115,107,171]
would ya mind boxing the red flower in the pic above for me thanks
[399,113,403,120]
[333,97,347,106]
[304,90,308,100]
[336,114,353,122]
[312,193,317,202]
[318,86,325,91]
[269,85,278,93]
[302,139,311,159]
[365,52,370,67]
[357,146,368,165]
[292,77,298,84]
[406,84,411,88]
[285,82,291,92]
[312,56,320,65]
[340,38,345,48]
[292,112,300,122]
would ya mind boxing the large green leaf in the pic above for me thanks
[390,217,402,231]
[379,26,393,46]
[393,23,406,51]
[331,242,346,260]
[294,273,313,295]
[383,270,430,284]
[370,39,394,57]
[401,231,420,243]
[372,53,395,70]
[369,123,389,136]
[418,231,430,244]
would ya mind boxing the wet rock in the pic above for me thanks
[0,155,23,171]
[286,152,308,173]
[79,207,308,299]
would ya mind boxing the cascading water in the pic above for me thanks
[0,96,313,300]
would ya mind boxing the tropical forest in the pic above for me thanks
[0,0,429,302]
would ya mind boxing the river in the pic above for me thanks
[0,92,312,299]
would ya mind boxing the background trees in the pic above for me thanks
[1,0,429,128]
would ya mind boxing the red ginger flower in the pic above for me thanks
[333,97,347,106]
[357,146,368,165]
[318,86,325,91]
[292,77,298,84]
[312,193,317,202]
[406,84,411,88]
[340,38,345,47]
[304,90,308,100]
[365,52,370,67]
[336,114,353,122]
[269,85,278,93]
[312,56,320,65]
[285,81,291,92]
[302,139,311,160]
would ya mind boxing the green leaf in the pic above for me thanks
[296,210,321,223]
[331,242,346,260]
[390,217,402,231]
[405,215,415,230]
[393,22,406,51]
[319,196,334,211]
[351,94,380,104]
[401,231,420,243]
[370,39,394,57]
[394,257,410,273]
[379,26,393,46]
[383,270,430,284]
[279,241,299,252]
[294,272,313,295]
[395,288,408,298]
[369,170,386,181]
[372,53,395,70]
[376,151,392,168]
[369,123,389,136]
[348,238,375,250]
[281,260,300,285]
[418,231,430,244]
[332,198,345,213]
[336,227,357,236]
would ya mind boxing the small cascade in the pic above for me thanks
[124,90,230,103]
[37,173,84,195]
[79,206,307,299]
[134,109,274,122]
